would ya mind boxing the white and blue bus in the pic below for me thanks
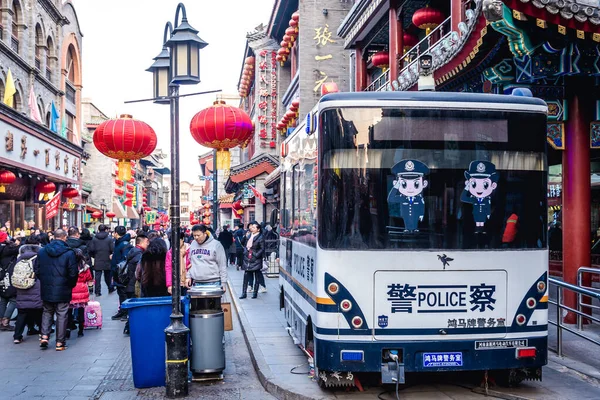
[279,91,548,387]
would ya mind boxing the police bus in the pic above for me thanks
[278,91,548,388]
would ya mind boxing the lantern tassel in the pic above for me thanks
[0,185,5,193]
[118,160,132,181]
[216,150,231,170]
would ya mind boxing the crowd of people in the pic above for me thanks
[0,220,278,351]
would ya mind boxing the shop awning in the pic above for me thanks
[86,204,103,213]
[112,199,126,219]
[127,206,140,220]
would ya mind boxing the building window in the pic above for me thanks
[66,83,76,104]
[67,45,75,83]
[46,36,54,82]
[181,206,189,214]
[11,0,20,54]
[66,112,74,141]
[181,193,189,202]
[35,24,43,69]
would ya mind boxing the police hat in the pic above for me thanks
[464,160,497,179]
[391,159,429,178]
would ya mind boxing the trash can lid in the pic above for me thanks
[188,287,225,298]
[121,296,184,309]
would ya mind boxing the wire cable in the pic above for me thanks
[290,362,310,375]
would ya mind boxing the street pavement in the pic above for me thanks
[0,278,274,400]
[227,266,600,400]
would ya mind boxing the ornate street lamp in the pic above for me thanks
[146,3,207,398]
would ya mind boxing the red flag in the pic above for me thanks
[45,193,60,220]
[249,185,266,204]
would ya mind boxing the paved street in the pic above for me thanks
[0,278,273,400]
[227,266,600,400]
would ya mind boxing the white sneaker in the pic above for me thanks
[259,286,267,293]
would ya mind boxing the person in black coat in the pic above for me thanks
[88,224,115,296]
[138,234,168,298]
[36,229,78,350]
[0,231,20,331]
[122,235,149,335]
[111,226,132,320]
[240,221,265,299]
[13,237,42,343]
[233,224,246,270]
[217,225,233,254]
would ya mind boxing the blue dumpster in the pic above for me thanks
[121,297,179,388]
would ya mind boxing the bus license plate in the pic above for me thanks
[423,352,463,367]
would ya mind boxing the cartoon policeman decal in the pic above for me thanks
[388,159,429,233]
[461,160,499,230]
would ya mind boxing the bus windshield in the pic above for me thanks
[319,106,548,251]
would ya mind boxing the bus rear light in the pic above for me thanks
[516,314,526,325]
[351,316,363,328]
[327,283,339,295]
[537,281,546,293]
[341,350,364,362]
[340,299,352,312]
[516,347,536,359]
[526,297,536,309]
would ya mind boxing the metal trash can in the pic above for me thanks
[188,283,226,375]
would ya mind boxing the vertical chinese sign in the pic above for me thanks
[313,24,336,96]
[257,49,278,151]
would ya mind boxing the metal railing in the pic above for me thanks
[577,267,600,330]
[365,69,390,92]
[548,275,600,357]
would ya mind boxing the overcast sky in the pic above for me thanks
[72,0,274,182]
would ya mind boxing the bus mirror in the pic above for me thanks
[270,208,279,227]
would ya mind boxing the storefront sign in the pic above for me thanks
[45,193,60,220]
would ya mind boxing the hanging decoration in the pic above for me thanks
[93,114,157,181]
[403,32,419,53]
[36,181,56,200]
[0,170,16,193]
[276,12,299,65]
[254,49,279,148]
[62,187,79,204]
[105,212,116,219]
[238,56,256,98]
[91,211,103,219]
[412,6,445,35]
[371,51,390,69]
[190,101,253,170]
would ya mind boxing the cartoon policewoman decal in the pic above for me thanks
[387,159,429,233]
[461,160,499,230]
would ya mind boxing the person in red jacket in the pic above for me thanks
[69,261,93,337]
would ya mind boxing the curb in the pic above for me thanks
[227,280,325,400]
[548,353,600,386]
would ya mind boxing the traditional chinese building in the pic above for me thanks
[0,0,84,231]
[338,0,600,320]
[227,0,352,225]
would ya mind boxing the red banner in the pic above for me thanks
[45,193,60,220]
[249,185,266,204]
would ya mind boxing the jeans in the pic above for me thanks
[247,270,265,288]
[229,252,236,264]
[14,308,42,340]
[42,302,69,344]
[236,250,244,268]
[0,295,16,319]
[95,270,113,294]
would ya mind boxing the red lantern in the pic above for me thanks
[36,181,56,200]
[62,187,79,203]
[114,179,124,186]
[286,110,297,121]
[0,170,15,193]
[371,51,389,69]
[128,177,135,183]
[92,211,103,219]
[412,6,445,35]
[289,19,298,32]
[292,99,300,109]
[126,184,134,191]
[115,188,125,196]
[106,212,116,219]
[144,207,152,212]
[203,217,210,225]
[93,114,157,181]
[403,32,419,53]
[244,56,255,68]
[278,47,289,57]
[280,40,288,49]
[291,11,299,22]
[125,192,133,199]
[189,101,254,170]
[321,81,339,96]
[286,27,296,38]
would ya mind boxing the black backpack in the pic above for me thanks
[117,245,133,285]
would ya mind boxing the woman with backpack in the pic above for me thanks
[0,231,20,331]
[13,236,42,343]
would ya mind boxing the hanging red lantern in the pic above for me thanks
[125,192,133,199]
[189,101,254,170]
[126,184,134,191]
[115,188,125,196]
[286,110,296,122]
[292,99,300,109]
[403,32,419,53]
[114,179,124,186]
[371,51,389,69]
[92,211,103,219]
[285,27,296,40]
[412,6,445,35]
[0,171,15,193]
[289,18,298,32]
[62,187,79,203]
[93,114,157,181]
[128,177,135,183]
[291,11,299,23]
[144,206,152,212]
[202,217,210,225]
[106,212,116,219]
[321,81,339,95]
[36,181,56,200]
[244,56,255,68]
[280,40,288,49]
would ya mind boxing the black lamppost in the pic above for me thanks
[99,198,106,224]
[146,3,207,397]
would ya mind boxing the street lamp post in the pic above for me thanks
[99,198,106,225]
[146,3,207,397]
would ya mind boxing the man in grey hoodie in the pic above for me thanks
[186,224,228,290]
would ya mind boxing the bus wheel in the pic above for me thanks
[493,369,525,387]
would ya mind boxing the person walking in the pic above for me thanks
[37,229,78,351]
[233,224,245,271]
[166,229,190,296]
[69,253,93,338]
[88,224,114,296]
[13,236,42,343]
[217,225,233,264]
[137,232,168,297]
[0,232,20,330]
[185,224,228,291]
[123,235,149,334]
[240,221,265,299]
[110,227,132,321]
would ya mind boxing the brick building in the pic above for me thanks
[0,0,83,231]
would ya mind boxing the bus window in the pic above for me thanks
[319,107,547,251]
[292,161,317,246]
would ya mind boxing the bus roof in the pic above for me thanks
[319,91,547,107]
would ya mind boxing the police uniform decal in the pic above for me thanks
[387,159,429,233]
[460,160,499,230]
